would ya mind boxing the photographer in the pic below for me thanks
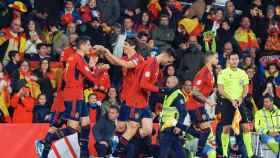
[176,35,204,81]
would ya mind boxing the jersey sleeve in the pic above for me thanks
[77,58,98,84]
[217,71,225,85]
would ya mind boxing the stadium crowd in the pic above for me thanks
[0,0,279,158]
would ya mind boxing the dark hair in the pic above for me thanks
[164,48,176,59]
[228,52,239,59]
[137,31,150,39]
[36,43,48,50]
[263,94,274,101]
[108,105,120,113]
[125,38,138,47]
[8,50,19,60]
[76,36,91,49]
[40,59,51,72]
[163,64,175,77]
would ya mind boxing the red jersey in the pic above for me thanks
[187,66,215,110]
[130,57,160,108]
[120,53,144,105]
[63,53,98,100]
[92,67,111,101]
[60,47,76,63]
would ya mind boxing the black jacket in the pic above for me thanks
[33,105,50,123]
[93,115,116,143]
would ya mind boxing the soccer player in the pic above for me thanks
[217,53,253,158]
[103,47,176,156]
[187,53,218,157]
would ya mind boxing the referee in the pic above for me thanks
[217,53,253,158]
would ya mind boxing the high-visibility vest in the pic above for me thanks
[160,89,185,125]
[254,106,280,134]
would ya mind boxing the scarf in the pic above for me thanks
[234,27,259,50]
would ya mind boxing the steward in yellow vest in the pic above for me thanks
[159,76,187,158]
[254,95,280,153]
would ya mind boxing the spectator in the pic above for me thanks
[224,0,241,31]
[240,55,255,69]
[264,20,280,51]
[5,50,21,76]
[60,0,81,26]
[101,87,120,115]
[176,35,204,81]
[134,12,157,34]
[93,106,119,158]
[48,22,69,57]
[96,0,120,25]
[66,22,77,36]
[203,8,224,33]
[33,60,55,107]
[158,64,176,87]
[254,95,280,154]
[162,0,183,29]
[11,60,32,88]
[78,0,100,23]
[86,93,101,124]
[11,81,35,123]
[152,15,175,51]
[0,18,26,64]
[249,4,266,43]
[219,42,233,68]
[123,16,137,39]
[262,82,280,107]
[33,94,50,123]
[234,17,259,57]
[25,32,42,55]
[26,43,51,61]
[135,31,151,58]
[216,20,234,52]
[259,62,280,85]
[0,62,11,123]
[78,17,110,47]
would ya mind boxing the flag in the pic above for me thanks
[48,133,80,158]
[232,109,242,135]
[234,27,259,51]
[178,18,203,37]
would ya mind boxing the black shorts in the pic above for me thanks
[220,98,252,126]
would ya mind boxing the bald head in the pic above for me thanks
[166,76,179,89]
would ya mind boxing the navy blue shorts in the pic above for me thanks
[49,112,66,128]
[118,102,152,122]
[63,100,89,121]
[189,106,210,124]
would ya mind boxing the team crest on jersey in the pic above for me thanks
[85,66,90,72]
[239,79,244,86]
[180,99,184,104]
[145,71,151,77]
[196,80,202,85]
[134,112,140,119]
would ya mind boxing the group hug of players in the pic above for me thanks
[35,35,253,158]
